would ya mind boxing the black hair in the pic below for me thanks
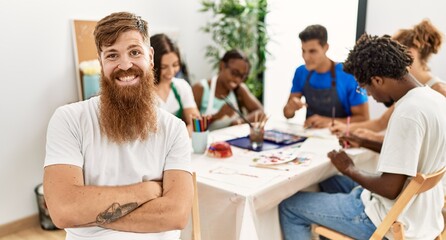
[221,49,251,73]
[299,24,328,46]
[150,33,182,84]
[344,34,413,86]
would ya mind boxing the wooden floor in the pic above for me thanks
[0,226,65,240]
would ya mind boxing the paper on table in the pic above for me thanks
[299,137,341,156]
[197,162,282,189]
[344,147,367,156]
[272,125,335,139]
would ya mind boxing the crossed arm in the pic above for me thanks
[44,165,193,232]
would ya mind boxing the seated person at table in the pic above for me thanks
[283,24,369,128]
[330,19,446,147]
[151,33,200,135]
[192,49,264,131]
[279,34,446,239]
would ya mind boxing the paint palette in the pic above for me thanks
[253,149,300,165]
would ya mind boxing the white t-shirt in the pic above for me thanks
[361,86,446,240]
[157,77,197,116]
[44,96,191,240]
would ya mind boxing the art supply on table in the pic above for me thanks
[192,115,210,133]
[223,97,253,128]
[263,129,307,145]
[250,164,290,171]
[192,115,210,154]
[249,126,265,150]
[207,142,233,158]
[249,113,270,150]
[331,106,336,127]
[209,166,258,178]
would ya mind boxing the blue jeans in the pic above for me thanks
[319,174,359,193]
[279,175,377,240]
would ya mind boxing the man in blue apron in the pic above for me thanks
[283,24,369,128]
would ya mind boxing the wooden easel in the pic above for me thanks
[72,19,98,101]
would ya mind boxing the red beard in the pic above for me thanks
[99,66,158,143]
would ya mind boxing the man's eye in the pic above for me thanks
[130,50,141,56]
[106,54,118,59]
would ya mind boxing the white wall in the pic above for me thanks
[0,0,212,225]
[264,0,446,121]
[264,0,359,123]
[365,0,446,118]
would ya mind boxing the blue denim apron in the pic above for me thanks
[303,61,347,118]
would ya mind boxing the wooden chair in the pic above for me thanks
[314,167,446,240]
[192,172,201,240]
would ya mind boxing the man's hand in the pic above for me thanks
[339,134,363,148]
[284,95,306,118]
[304,114,330,128]
[142,180,163,200]
[329,121,347,136]
[287,96,305,111]
[339,130,383,153]
[327,150,355,175]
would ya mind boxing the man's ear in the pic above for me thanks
[371,76,384,86]
[324,43,329,52]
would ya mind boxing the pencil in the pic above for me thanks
[346,116,350,136]
[250,164,290,171]
[223,97,253,128]
[331,106,335,127]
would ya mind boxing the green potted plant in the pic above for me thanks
[200,0,269,100]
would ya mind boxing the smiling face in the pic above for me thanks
[220,59,249,90]
[159,52,180,83]
[100,30,153,87]
[98,30,158,143]
[301,39,328,71]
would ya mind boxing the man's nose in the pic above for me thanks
[118,56,133,70]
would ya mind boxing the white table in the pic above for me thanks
[181,120,378,240]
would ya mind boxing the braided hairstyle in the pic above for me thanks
[344,34,413,86]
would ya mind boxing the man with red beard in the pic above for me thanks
[43,12,193,240]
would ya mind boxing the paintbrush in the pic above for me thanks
[223,97,253,128]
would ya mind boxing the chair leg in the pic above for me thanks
[392,222,405,240]
[441,227,446,240]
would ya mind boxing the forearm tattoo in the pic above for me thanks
[76,202,139,227]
